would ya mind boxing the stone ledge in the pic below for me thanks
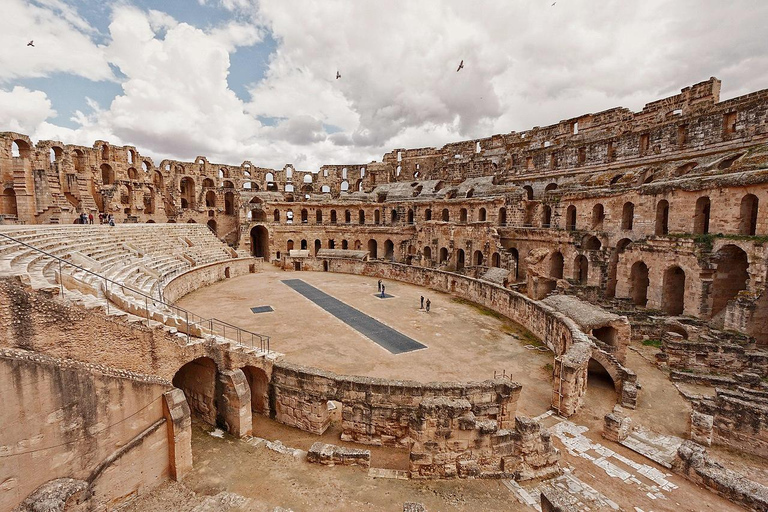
[307,442,371,468]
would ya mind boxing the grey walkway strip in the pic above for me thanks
[281,279,426,354]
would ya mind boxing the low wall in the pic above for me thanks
[0,348,179,511]
[662,331,768,377]
[162,257,260,304]
[692,387,768,458]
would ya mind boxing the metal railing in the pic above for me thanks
[0,231,271,353]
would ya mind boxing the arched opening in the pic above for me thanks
[498,207,507,226]
[655,200,669,235]
[473,250,483,266]
[202,177,215,188]
[439,247,449,264]
[550,252,564,279]
[509,248,519,280]
[301,209,308,223]
[207,219,217,234]
[739,194,759,236]
[205,190,216,207]
[407,209,414,224]
[287,240,294,252]
[302,239,308,250]
[425,208,432,221]
[459,208,468,223]
[224,192,234,215]
[574,255,588,284]
[153,170,163,189]
[522,185,534,200]
[629,261,649,306]
[242,366,268,415]
[541,205,552,227]
[330,210,338,224]
[441,208,449,222]
[251,226,269,258]
[273,209,280,222]
[545,183,558,193]
[384,239,395,261]
[662,266,686,315]
[694,196,710,234]
[368,239,378,259]
[1,188,17,217]
[566,205,577,231]
[587,358,617,399]
[341,240,348,250]
[711,245,749,317]
[423,246,432,261]
[478,208,487,222]
[456,249,465,271]
[593,326,618,348]
[345,210,351,224]
[173,357,218,425]
[621,202,634,230]
[591,204,604,230]
[491,252,500,267]
[12,140,31,159]
[314,239,322,255]
[359,210,365,224]
[584,235,601,251]
[390,209,398,224]
[316,210,323,223]
[354,240,362,250]
[100,164,114,185]
[374,210,381,225]
[180,177,195,209]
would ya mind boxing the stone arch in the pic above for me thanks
[407,208,414,224]
[374,209,381,224]
[316,209,323,223]
[368,239,378,259]
[629,261,649,306]
[491,252,500,268]
[541,205,552,227]
[425,208,432,221]
[384,239,395,261]
[574,255,588,284]
[739,194,759,236]
[587,357,619,397]
[473,250,483,266]
[522,185,534,200]
[344,210,351,224]
[11,139,31,159]
[478,208,487,222]
[286,240,294,251]
[205,190,216,207]
[207,219,217,234]
[358,209,365,224]
[460,208,468,223]
[544,183,558,193]
[180,177,195,208]
[565,205,576,231]
[224,191,235,215]
[439,247,449,264]
[330,210,338,224]
[1,187,17,217]
[583,235,601,251]
[711,244,749,317]
[172,357,218,425]
[273,209,280,222]
[655,200,669,235]
[441,208,449,222]
[251,226,269,258]
[694,196,711,234]
[621,202,634,230]
[662,266,686,315]
[315,239,322,255]
[202,177,215,188]
[423,246,432,261]
[301,209,308,223]
[242,366,269,415]
[591,203,605,230]
[100,164,114,185]
[456,249,465,270]
[498,207,507,225]
[550,251,564,279]
[509,248,519,280]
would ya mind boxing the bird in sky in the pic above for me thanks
[552,1,556,5]
[27,40,34,47]
[456,60,464,72]
[336,71,341,79]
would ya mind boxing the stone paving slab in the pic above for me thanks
[281,279,427,354]
[250,306,274,314]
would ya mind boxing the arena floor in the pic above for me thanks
[176,266,555,415]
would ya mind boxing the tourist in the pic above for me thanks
[420,296,424,309]
[108,214,115,226]
[381,284,385,298]
[425,299,431,312]
[377,279,382,292]
[88,213,94,224]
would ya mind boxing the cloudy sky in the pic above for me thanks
[2,0,767,170]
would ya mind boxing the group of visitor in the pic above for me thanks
[76,212,114,225]
[98,213,115,226]
[377,279,432,312]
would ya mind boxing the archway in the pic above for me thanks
[492,252,500,268]
[498,207,507,225]
[456,249,465,271]
[655,200,669,235]
[662,266,686,315]
[441,208,449,222]
[591,203,605,230]
[207,219,217,234]
[100,164,114,185]
[423,246,432,261]
[173,357,218,425]
[315,239,322,255]
[574,255,588,284]
[621,202,634,230]
[205,190,216,207]
[473,250,483,266]
[629,261,649,306]
[367,239,378,259]
[439,247,448,264]
[587,357,617,401]
[1,188,17,217]
[566,205,576,231]
[694,196,710,234]
[739,194,759,236]
[550,251,564,279]
[509,248,519,280]
[541,205,552,227]
[242,366,269,415]
[180,177,195,208]
[384,239,394,261]
[711,245,749,317]
[251,226,269,258]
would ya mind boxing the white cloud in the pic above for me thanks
[0,0,113,82]
[0,87,56,134]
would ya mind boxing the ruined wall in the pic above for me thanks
[161,257,260,303]
[691,388,768,458]
[0,348,173,511]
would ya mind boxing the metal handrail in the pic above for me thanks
[0,231,271,353]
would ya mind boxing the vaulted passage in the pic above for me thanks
[630,261,649,306]
[173,357,218,425]
[242,365,269,415]
[711,244,749,318]
[662,266,686,315]
[550,251,564,279]
[251,225,269,258]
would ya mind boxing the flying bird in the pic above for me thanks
[336,71,341,79]
[456,60,464,72]
[551,1,556,5]
[27,40,34,47]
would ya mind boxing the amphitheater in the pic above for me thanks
[1,77,767,511]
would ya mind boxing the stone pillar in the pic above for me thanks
[603,405,632,443]
[690,411,713,446]
[162,388,193,481]
[551,343,590,417]
[216,369,252,438]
